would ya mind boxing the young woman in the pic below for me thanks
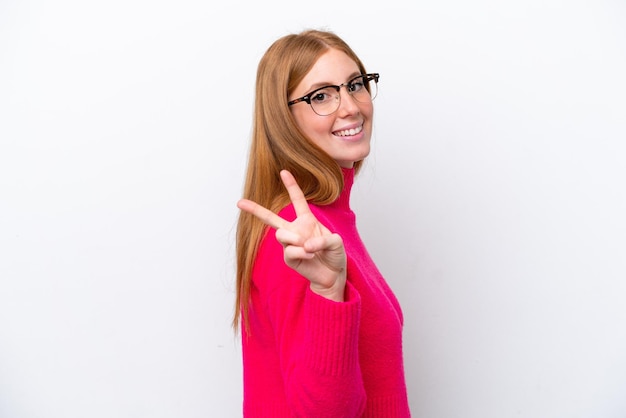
[235,29,411,417]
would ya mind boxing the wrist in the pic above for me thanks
[310,273,346,302]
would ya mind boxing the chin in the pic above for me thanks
[337,153,370,168]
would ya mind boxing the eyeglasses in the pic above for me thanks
[288,73,379,116]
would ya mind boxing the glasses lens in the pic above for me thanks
[351,75,378,103]
[310,87,340,116]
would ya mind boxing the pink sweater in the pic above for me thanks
[242,168,410,417]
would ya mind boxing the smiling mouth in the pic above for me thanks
[333,125,363,137]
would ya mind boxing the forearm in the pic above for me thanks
[270,282,365,416]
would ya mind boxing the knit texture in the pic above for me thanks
[242,168,410,417]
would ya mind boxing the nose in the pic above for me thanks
[336,86,360,116]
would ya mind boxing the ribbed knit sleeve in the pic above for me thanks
[302,284,361,376]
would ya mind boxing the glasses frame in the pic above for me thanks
[287,73,380,116]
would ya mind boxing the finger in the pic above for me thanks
[275,228,305,247]
[280,170,312,218]
[237,198,287,230]
[303,233,344,253]
[283,246,315,266]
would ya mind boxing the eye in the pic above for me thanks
[309,87,336,104]
[348,77,366,93]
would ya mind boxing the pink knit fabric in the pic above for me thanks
[242,168,410,417]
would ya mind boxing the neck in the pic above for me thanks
[331,167,354,210]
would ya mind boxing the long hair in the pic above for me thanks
[234,29,369,332]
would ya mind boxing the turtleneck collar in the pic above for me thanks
[331,167,354,210]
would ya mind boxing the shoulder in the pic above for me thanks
[278,201,334,225]
[277,203,296,222]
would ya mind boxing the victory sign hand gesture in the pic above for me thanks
[237,170,347,302]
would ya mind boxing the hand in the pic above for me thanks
[237,170,347,302]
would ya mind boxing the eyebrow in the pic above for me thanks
[304,71,362,92]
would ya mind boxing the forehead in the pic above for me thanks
[296,49,361,91]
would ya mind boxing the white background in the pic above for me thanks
[1,0,625,417]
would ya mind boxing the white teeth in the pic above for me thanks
[335,125,362,137]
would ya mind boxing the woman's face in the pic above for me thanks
[289,49,373,168]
